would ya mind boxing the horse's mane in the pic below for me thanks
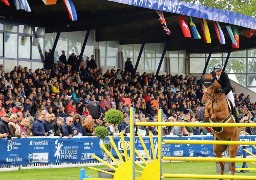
[203,73,221,89]
[204,73,213,80]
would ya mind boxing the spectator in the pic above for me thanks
[59,50,67,64]
[32,112,46,136]
[62,116,74,138]
[124,58,134,74]
[43,113,53,136]
[52,117,64,137]
[0,113,10,138]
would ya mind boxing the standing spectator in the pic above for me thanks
[32,112,46,136]
[68,53,77,71]
[59,50,67,64]
[73,114,83,135]
[62,116,74,138]
[89,55,97,69]
[8,114,22,137]
[124,58,134,74]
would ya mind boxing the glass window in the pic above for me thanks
[5,24,17,33]
[206,58,222,73]
[0,23,3,31]
[189,58,205,73]
[225,50,246,58]
[106,41,117,57]
[18,35,31,59]
[145,44,155,71]
[106,57,117,67]
[44,33,54,52]
[19,25,31,34]
[68,31,82,57]
[247,74,256,86]
[99,41,106,66]
[0,33,3,56]
[228,74,246,86]
[225,58,246,73]
[122,44,134,64]
[155,58,165,72]
[32,37,44,60]
[248,58,256,73]
[56,32,68,59]
[4,33,17,58]
[170,58,179,74]
[190,53,205,58]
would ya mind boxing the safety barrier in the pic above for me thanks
[82,108,256,180]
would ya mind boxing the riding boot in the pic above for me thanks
[232,107,240,123]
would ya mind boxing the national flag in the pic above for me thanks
[1,0,10,6]
[189,17,201,39]
[213,21,225,44]
[178,16,191,38]
[63,0,77,21]
[232,26,239,49]
[201,19,211,43]
[226,26,237,45]
[156,11,171,36]
[42,0,57,5]
[14,0,31,12]
[242,29,255,38]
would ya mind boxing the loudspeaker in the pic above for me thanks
[88,101,101,119]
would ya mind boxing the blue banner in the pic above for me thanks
[107,0,256,30]
[0,135,255,166]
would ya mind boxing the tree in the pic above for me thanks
[182,0,256,17]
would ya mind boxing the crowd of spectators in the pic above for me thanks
[0,53,256,139]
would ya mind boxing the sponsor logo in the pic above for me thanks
[29,140,49,146]
[54,140,78,162]
[173,150,183,156]
[7,140,21,152]
[81,153,95,160]
[28,153,49,163]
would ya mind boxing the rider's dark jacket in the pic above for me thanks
[213,71,232,95]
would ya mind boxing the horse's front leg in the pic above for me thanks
[213,143,227,180]
[229,128,240,178]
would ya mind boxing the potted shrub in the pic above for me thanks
[94,126,114,178]
[105,109,124,135]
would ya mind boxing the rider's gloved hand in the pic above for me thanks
[214,88,223,93]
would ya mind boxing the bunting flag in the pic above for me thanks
[178,16,191,38]
[42,0,57,5]
[156,11,171,36]
[201,19,211,43]
[232,26,239,49]
[226,26,237,45]
[1,0,10,6]
[189,17,201,39]
[213,21,225,44]
[63,0,78,21]
[243,29,255,38]
[14,0,31,12]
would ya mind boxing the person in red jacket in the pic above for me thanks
[65,99,77,114]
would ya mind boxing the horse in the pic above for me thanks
[201,73,240,180]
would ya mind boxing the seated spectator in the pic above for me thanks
[32,112,46,136]
[8,114,22,137]
[62,116,74,138]
[43,113,53,136]
[52,117,64,137]
[19,117,32,137]
[0,113,10,138]
[82,116,94,136]
[65,99,77,114]
[73,114,83,135]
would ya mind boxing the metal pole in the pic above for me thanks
[223,50,232,72]
[51,31,61,59]
[133,42,145,75]
[202,51,212,75]
[156,42,168,76]
[79,29,91,60]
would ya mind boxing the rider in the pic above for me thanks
[212,63,240,123]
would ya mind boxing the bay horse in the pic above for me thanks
[201,73,240,180]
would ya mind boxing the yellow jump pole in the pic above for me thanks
[135,122,256,127]
[164,140,256,145]
[158,109,163,180]
[130,107,135,180]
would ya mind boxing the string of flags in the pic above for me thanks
[156,11,171,36]
[156,11,255,49]
[1,0,77,21]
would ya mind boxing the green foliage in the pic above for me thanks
[105,109,124,126]
[94,126,109,140]
[182,0,256,17]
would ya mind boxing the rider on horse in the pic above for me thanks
[212,63,240,123]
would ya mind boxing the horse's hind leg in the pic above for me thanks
[213,144,227,180]
[229,128,240,179]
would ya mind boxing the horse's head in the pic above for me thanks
[201,73,215,104]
